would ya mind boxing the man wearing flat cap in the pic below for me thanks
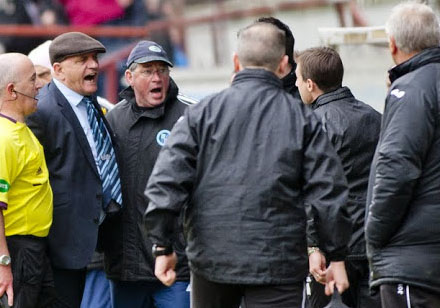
[27,32,123,308]
[103,40,196,308]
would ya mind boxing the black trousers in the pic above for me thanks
[191,272,306,308]
[380,284,440,308]
[52,267,87,308]
[308,259,381,308]
[6,235,55,308]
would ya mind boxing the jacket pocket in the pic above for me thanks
[12,243,47,285]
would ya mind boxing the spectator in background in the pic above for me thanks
[0,0,66,54]
[366,2,440,307]
[142,0,174,63]
[28,40,53,86]
[144,22,351,307]
[159,0,188,66]
[59,0,131,26]
[103,40,195,308]
[295,46,381,308]
[58,0,144,53]
[27,32,122,308]
[0,53,53,308]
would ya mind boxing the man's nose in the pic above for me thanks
[88,58,99,68]
[151,71,162,80]
[35,78,43,91]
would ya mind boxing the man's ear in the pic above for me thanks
[233,52,241,73]
[52,62,62,79]
[277,55,289,77]
[306,78,315,93]
[6,83,16,98]
[389,36,398,57]
[125,69,133,86]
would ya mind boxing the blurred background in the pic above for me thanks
[1,0,435,111]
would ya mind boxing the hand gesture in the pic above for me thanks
[325,261,349,296]
[309,250,327,284]
[154,252,177,287]
[0,265,13,306]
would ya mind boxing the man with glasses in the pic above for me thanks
[103,40,196,308]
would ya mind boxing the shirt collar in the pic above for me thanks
[0,112,17,123]
[53,78,86,106]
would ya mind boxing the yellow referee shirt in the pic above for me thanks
[0,114,52,237]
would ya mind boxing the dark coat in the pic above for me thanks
[144,69,351,285]
[26,81,115,269]
[310,87,381,259]
[103,79,194,281]
[366,47,440,293]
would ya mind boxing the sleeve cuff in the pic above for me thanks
[0,202,7,210]
[326,248,348,262]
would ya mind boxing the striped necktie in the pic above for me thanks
[83,96,122,212]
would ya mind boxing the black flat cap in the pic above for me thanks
[49,32,106,64]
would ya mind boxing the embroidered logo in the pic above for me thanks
[391,89,405,99]
[149,45,162,53]
[156,130,171,147]
[0,179,10,193]
[397,284,404,295]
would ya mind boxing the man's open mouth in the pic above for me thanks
[84,73,96,81]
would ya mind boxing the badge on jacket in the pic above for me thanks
[156,130,171,146]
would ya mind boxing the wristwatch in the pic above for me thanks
[307,247,320,256]
[152,244,173,257]
[0,255,11,266]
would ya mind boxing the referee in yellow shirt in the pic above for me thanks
[0,53,54,308]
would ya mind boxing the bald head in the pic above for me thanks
[237,23,286,72]
[0,53,40,121]
[0,53,33,95]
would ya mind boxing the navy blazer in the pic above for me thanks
[27,81,115,269]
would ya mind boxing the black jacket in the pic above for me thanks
[310,87,381,259]
[103,79,195,281]
[144,69,351,284]
[366,47,440,293]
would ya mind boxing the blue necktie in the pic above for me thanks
[83,96,122,213]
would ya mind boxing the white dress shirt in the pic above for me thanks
[52,78,99,164]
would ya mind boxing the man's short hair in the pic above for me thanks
[0,53,25,93]
[237,23,286,72]
[297,47,343,93]
[256,17,295,66]
[386,2,440,54]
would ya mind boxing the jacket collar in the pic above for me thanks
[233,68,282,88]
[311,86,354,109]
[119,77,179,120]
[389,47,440,83]
[281,64,299,96]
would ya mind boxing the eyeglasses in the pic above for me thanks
[140,67,170,78]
